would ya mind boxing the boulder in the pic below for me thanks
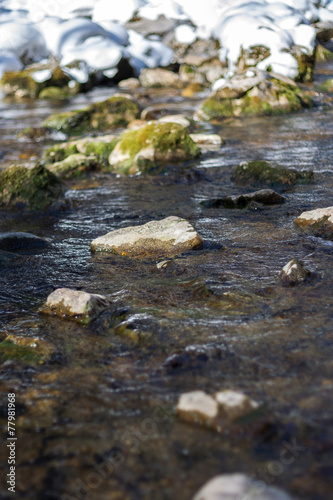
[294,207,333,240]
[176,391,218,427]
[201,189,285,209]
[0,164,66,211]
[41,288,109,323]
[279,259,311,286]
[215,390,259,420]
[233,161,313,189]
[196,71,313,121]
[108,122,200,174]
[189,134,224,148]
[90,216,203,258]
[192,474,295,500]
[46,154,99,180]
[42,94,140,134]
[139,68,183,89]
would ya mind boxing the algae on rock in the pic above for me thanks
[109,122,200,174]
[42,95,140,134]
[0,164,66,210]
[233,161,313,188]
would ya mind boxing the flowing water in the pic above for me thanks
[0,65,333,500]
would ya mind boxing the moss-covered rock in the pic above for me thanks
[318,78,333,92]
[0,335,54,365]
[109,122,200,174]
[47,154,99,180]
[44,135,119,170]
[0,64,79,99]
[0,164,66,210]
[42,95,140,135]
[294,206,333,240]
[196,72,313,121]
[233,161,313,188]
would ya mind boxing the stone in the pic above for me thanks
[0,164,66,211]
[294,207,333,240]
[189,134,224,147]
[108,122,200,174]
[201,189,285,208]
[181,83,205,97]
[41,288,109,323]
[90,216,203,258]
[46,154,99,180]
[215,390,259,421]
[0,232,48,251]
[279,259,311,286]
[192,473,295,500]
[42,94,140,134]
[0,335,54,365]
[118,77,140,90]
[233,161,313,189]
[196,71,313,121]
[176,391,218,427]
[157,115,191,128]
[139,68,183,89]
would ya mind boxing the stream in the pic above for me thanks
[0,63,333,500]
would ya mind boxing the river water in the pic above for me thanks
[0,64,333,500]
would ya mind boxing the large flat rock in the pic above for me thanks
[294,206,333,239]
[90,216,203,258]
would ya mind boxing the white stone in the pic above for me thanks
[295,206,333,224]
[157,115,191,128]
[177,391,219,422]
[189,134,223,146]
[215,390,259,420]
[44,288,109,319]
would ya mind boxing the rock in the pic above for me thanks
[118,77,141,90]
[0,64,79,99]
[162,343,228,371]
[196,71,313,121]
[42,94,140,134]
[0,335,54,365]
[181,83,205,98]
[294,207,333,240]
[108,122,200,174]
[90,216,203,258]
[215,390,259,421]
[176,391,219,427]
[192,473,295,500]
[47,154,99,180]
[139,68,183,89]
[233,161,313,189]
[177,389,262,431]
[189,134,224,148]
[127,119,148,130]
[279,259,311,286]
[319,78,333,92]
[41,288,109,323]
[0,164,66,211]
[201,189,285,209]
[0,232,48,251]
[44,135,118,167]
[157,115,191,128]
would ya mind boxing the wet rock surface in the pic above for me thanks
[91,216,203,258]
[279,259,312,286]
[233,161,313,189]
[294,206,333,239]
[201,189,285,209]
[0,232,49,251]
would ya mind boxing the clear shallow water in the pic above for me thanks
[0,70,333,500]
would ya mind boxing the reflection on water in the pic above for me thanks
[0,71,333,500]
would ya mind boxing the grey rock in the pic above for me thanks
[0,232,48,251]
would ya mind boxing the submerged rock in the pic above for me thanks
[192,473,295,500]
[233,161,313,188]
[177,389,260,431]
[294,206,333,240]
[0,232,48,251]
[196,71,313,121]
[108,122,200,174]
[0,335,54,365]
[41,288,110,323]
[201,189,285,208]
[0,164,66,211]
[90,216,203,258]
[279,259,312,286]
[42,94,140,134]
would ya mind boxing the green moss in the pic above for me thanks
[42,95,140,134]
[39,86,76,99]
[0,71,39,97]
[316,44,333,62]
[0,164,65,210]
[44,143,79,164]
[0,340,43,365]
[119,122,200,158]
[318,78,333,92]
[83,138,119,165]
[233,160,313,188]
